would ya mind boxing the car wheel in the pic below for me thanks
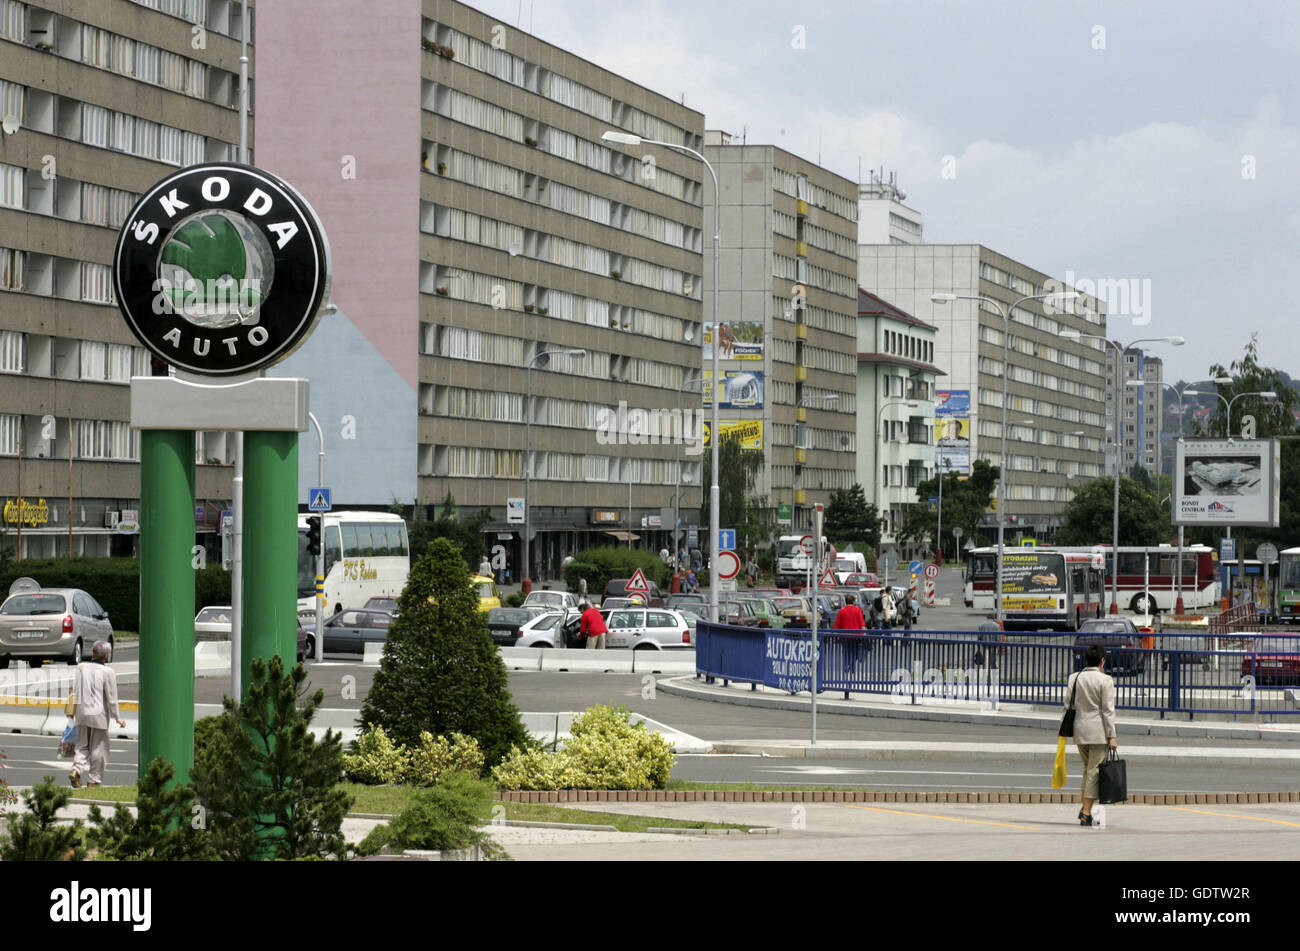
[305,635,315,658]
[1130,594,1153,614]
[534,642,550,648]
[68,640,83,665]
[634,643,658,651]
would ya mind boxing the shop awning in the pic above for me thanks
[604,531,641,542]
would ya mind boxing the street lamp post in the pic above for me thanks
[524,348,587,587]
[603,129,720,621]
[1062,332,1184,613]
[675,373,703,567]
[932,291,1079,621]
[307,412,325,661]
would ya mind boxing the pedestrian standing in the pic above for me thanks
[686,569,697,593]
[579,600,607,649]
[1067,645,1118,826]
[578,575,588,600]
[70,641,124,789]
[478,553,492,577]
[834,594,866,630]
[746,558,759,588]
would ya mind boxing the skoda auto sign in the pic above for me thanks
[113,163,331,376]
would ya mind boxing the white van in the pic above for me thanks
[833,551,868,583]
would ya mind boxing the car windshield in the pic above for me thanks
[478,583,494,598]
[2,594,67,615]
[527,593,563,604]
[196,608,232,623]
[529,613,563,630]
[489,609,528,623]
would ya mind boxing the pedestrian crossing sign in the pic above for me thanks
[308,487,332,512]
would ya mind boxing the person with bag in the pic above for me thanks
[879,589,896,630]
[69,640,125,788]
[578,600,607,650]
[1063,644,1118,826]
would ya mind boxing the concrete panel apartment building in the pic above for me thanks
[1107,346,1164,477]
[858,244,1110,540]
[702,132,859,536]
[260,0,706,580]
[0,0,249,558]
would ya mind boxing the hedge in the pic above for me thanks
[0,559,233,633]
[561,546,669,597]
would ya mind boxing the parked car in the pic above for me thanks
[842,572,880,589]
[295,619,309,663]
[194,605,233,642]
[750,586,792,599]
[311,608,392,656]
[665,593,707,612]
[721,595,784,629]
[471,575,502,612]
[363,596,399,615]
[516,609,586,649]
[486,606,550,646]
[718,599,762,627]
[600,607,693,649]
[771,596,813,627]
[599,597,644,612]
[1073,617,1145,675]
[1240,651,1300,685]
[523,590,580,612]
[602,578,664,607]
[0,585,114,667]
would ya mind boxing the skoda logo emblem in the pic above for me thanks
[113,163,331,376]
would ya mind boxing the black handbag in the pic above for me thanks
[1058,678,1078,738]
[1098,748,1128,803]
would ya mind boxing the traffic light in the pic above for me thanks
[306,516,321,557]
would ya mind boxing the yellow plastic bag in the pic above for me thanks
[1051,735,1067,789]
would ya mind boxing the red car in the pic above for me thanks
[843,573,880,588]
[751,586,791,598]
[1241,652,1300,685]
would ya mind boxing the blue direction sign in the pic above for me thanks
[308,487,332,512]
[718,529,736,551]
[909,560,923,576]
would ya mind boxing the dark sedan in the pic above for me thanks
[309,608,392,656]
[1073,618,1145,675]
[486,606,548,646]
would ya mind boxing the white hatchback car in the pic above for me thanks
[603,607,693,650]
[522,590,580,612]
[516,609,584,648]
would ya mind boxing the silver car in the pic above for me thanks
[0,587,114,667]
[602,607,693,650]
[515,609,584,648]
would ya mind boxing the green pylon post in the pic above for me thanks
[240,430,299,700]
[138,429,196,783]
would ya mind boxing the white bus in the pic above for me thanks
[297,511,411,618]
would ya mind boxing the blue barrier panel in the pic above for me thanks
[694,626,1300,717]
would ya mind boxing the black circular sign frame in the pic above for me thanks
[113,163,331,377]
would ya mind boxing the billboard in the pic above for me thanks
[937,447,970,475]
[935,390,970,416]
[936,417,970,446]
[702,419,763,451]
[703,321,764,360]
[703,370,764,409]
[1174,438,1280,527]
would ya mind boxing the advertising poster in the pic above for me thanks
[936,417,970,446]
[999,550,1066,610]
[702,419,763,450]
[762,632,814,693]
[937,447,970,476]
[703,370,764,409]
[703,321,764,360]
[1174,438,1280,527]
[935,390,970,416]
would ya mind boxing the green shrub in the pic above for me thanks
[354,771,506,859]
[0,558,233,632]
[503,592,525,607]
[86,756,216,861]
[342,725,411,785]
[408,732,484,785]
[359,539,528,768]
[491,705,676,790]
[560,547,668,598]
[0,777,85,861]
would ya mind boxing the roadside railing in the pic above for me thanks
[694,622,1300,717]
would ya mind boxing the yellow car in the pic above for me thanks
[472,574,502,612]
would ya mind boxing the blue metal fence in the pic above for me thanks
[694,622,1300,717]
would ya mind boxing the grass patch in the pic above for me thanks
[338,783,419,816]
[503,800,748,833]
[68,785,137,803]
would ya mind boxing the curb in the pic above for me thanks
[494,789,1300,805]
[657,676,1300,743]
[706,742,1300,767]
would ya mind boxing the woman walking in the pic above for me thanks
[1064,644,1118,826]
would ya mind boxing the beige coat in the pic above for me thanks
[1064,666,1117,745]
[73,661,120,730]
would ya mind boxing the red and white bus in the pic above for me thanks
[976,548,1106,630]
[965,545,1219,615]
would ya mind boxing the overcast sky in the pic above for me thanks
[473,0,1300,383]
